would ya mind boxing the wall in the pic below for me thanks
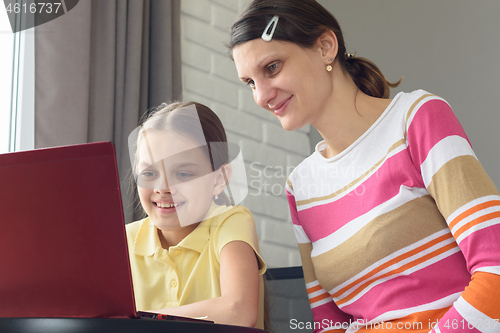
[180,0,307,268]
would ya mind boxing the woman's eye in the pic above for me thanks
[268,62,278,72]
[246,79,255,89]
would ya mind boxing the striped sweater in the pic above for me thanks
[286,90,500,333]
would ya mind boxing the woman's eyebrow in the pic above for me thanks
[239,54,280,81]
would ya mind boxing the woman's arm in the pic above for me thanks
[152,240,260,327]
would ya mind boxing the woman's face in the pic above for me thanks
[136,131,218,231]
[233,38,332,131]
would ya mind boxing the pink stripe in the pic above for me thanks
[311,300,353,331]
[456,222,500,273]
[436,306,482,332]
[297,150,424,242]
[407,99,469,173]
[286,189,301,226]
[339,252,469,320]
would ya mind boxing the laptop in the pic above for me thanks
[0,142,211,322]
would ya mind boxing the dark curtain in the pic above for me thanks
[35,0,182,223]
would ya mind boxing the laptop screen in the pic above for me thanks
[0,142,137,318]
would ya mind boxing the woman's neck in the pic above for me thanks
[312,70,391,159]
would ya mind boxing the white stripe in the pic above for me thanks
[331,234,456,299]
[450,204,500,236]
[310,296,333,309]
[305,280,320,289]
[309,289,327,299]
[420,135,476,188]
[293,224,310,244]
[369,292,460,324]
[337,247,461,308]
[311,186,429,257]
[446,195,500,226]
[296,144,406,211]
[474,266,500,275]
[405,94,444,131]
[455,217,500,245]
[433,325,442,333]
[330,228,450,295]
[455,296,500,333]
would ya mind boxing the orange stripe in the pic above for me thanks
[309,292,331,305]
[454,211,500,239]
[449,200,500,230]
[331,233,453,298]
[461,272,500,320]
[307,284,323,294]
[336,242,457,306]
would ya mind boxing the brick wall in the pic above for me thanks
[180,0,311,267]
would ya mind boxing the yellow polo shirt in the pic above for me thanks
[126,204,267,328]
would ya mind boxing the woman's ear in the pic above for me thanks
[213,163,233,196]
[317,29,338,65]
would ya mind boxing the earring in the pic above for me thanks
[215,195,219,200]
[326,58,333,72]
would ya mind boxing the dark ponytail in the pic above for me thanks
[228,0,400,99]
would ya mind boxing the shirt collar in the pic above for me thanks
[132,203,231,255]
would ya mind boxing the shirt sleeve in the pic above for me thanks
[406,95,500,332]
[286,180,353,333]
[215,206,267,275]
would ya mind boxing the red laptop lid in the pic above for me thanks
[0,142,137,318]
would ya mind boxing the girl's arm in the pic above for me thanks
[152,240,260,327]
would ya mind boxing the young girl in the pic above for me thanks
[126,101,266,328]
[229,0,500,332]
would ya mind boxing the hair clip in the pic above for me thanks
[261,15,279,42]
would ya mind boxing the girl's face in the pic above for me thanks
[136,131,218,232]
[233,38,333,131]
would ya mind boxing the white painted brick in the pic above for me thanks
[211,3,237,32]
[260,242,296,268]
[183,67,239,107]
[213,102,263,141]
[212,52,240,84]
[181,0,211,23]
[238,0,251,13]
[182,16,228,55]
[242,192,289,221]
[262,218,297,248]
[181,91,214,108]
[212,0,239,12]
[264,122,310,156]
[289,250,302,267]
[240,138,287,168]
[181,40,211,72]
[297,124,311,134]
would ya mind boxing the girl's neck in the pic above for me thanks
[312,70,391,159]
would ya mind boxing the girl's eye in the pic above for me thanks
[177,172,194,180]
[140,171,157,179]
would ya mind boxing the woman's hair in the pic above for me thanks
[136,101,231,205]
[228,0,400,99]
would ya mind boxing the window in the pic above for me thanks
[0,3,34,154]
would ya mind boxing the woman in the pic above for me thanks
[229,0,500,332]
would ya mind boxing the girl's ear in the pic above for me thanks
[213,163,233,196]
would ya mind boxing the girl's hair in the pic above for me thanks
[228,0,400,99]
[137,101,231,205]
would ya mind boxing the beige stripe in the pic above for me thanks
[295,139,406,207]
[298,242,317,285]
[286,178,293,192]
[404,93,434,140]
[311,195,449,291]
[428,155,500,220]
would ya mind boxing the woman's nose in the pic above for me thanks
[254,81,276,110]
